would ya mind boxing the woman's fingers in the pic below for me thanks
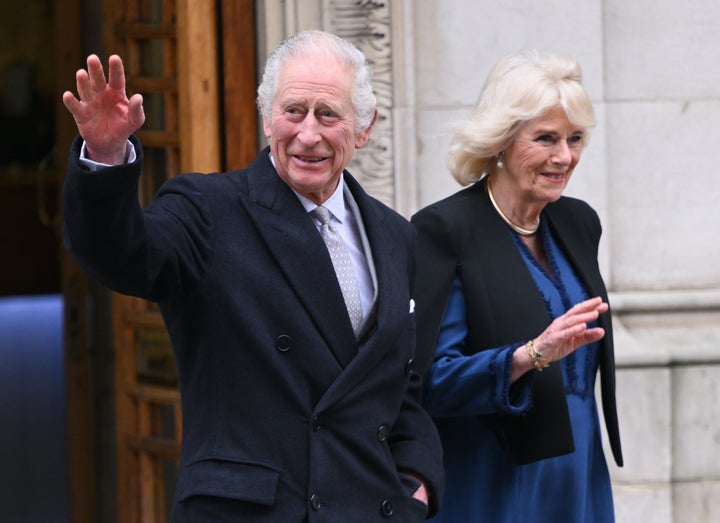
[581,327,606,345]
[563,298,607,329]
[568,296,607,315]
[537,298,609,361]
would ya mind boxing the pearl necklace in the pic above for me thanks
[486,180,539,236]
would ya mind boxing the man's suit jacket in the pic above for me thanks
[412,177,622,467]
[63,137,444,522]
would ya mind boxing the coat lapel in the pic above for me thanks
[315,174,409,407]
[466,181,552,338]
[238,150,357,367]
[544,202,610,326]
[345,174,404,356]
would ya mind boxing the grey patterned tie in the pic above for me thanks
[311,206,363,331]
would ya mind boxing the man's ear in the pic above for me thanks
[262,117,272,139]
[355,109,378,148]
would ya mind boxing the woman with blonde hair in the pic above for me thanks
[412,50,623,522]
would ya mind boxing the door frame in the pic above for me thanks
[60,1,258,521]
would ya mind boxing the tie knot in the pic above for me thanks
[311,205,331,226]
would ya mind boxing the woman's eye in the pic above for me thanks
[569,135,584,146]
[537,134,555,143]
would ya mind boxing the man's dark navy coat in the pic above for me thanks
[63,137,444,522]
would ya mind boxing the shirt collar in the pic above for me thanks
[270,151,347,223]
[307,177,346,223]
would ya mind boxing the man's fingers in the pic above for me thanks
[107,55,127,92]
[128,94,146,129]
[62,91,80,114]
[75,68,94,101]
[87,54,108,93]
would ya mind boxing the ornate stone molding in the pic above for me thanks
[324,0,395,207]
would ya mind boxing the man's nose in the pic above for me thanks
[298,114,321,145]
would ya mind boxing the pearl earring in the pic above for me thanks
[497,152,504,170]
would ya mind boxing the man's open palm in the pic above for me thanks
[62,54,145,165]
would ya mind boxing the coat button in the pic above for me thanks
[312,416,321,432]
[405,358,415,376]
[377,424,388,442]
[310,493,321,510]
[381,499,394,517]
[275,334,292,352]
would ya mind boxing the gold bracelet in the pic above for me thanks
[525,338,549,372]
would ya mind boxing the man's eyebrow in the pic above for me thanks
[279,97,305,107]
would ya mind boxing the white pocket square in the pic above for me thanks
[409,299,415,314]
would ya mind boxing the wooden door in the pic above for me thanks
[108,1,258,521]
[62,1,258,521]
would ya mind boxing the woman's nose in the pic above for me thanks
[552,141,572,165]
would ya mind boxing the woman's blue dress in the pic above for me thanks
[425,222,615,522]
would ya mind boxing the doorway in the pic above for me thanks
[0,1,67,522]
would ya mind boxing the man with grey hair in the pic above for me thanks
[62,30,444,521]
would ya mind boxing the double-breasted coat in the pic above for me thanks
[63,137,444,522]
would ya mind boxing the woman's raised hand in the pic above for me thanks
[62,54,145,165]
[511,297,608,381]
[534,297,608,364]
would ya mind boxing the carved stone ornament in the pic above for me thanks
[325,0,395,206]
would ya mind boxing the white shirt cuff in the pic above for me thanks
[79,140,136,171]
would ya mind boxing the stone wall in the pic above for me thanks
[256,0,720,520]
